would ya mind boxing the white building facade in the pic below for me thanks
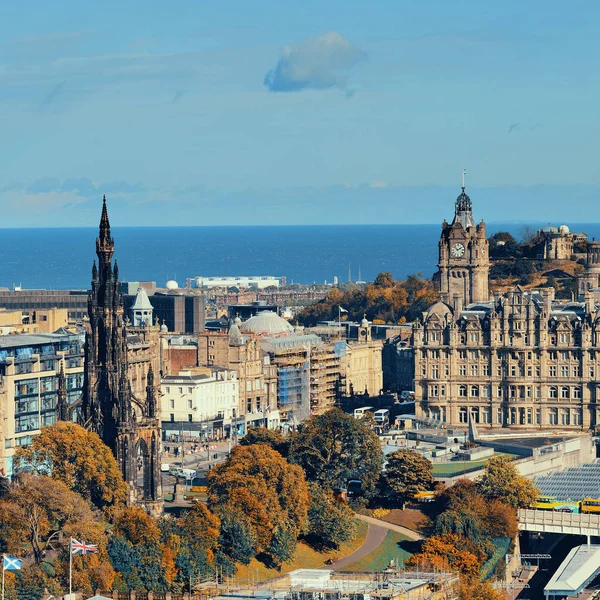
[161,367,239,439]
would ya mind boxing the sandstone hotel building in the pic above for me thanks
[413,185,600,430]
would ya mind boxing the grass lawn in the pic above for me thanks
[338,530,413,572]
[380,508,431,535]
[235,519,368,582]
[432,452,520,477]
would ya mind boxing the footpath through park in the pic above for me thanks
[326,514,423,571]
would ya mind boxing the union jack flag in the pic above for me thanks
[70,539,98,555]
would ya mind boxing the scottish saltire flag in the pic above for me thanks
[3,556,22,571]
[70,539,98,555]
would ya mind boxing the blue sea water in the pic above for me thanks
[2,223,600,290]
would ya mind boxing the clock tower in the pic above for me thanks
[435,182,489,306]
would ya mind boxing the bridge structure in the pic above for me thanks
[518,509,600,543]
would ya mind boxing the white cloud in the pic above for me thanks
[264,31,365,93]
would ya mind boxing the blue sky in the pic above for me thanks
[1,0,599,226]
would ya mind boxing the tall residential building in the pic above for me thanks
[81,197,162,514]
[435,184,489,306]
[0,331,84,476]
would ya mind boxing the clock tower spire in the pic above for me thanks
[434,176,489,306]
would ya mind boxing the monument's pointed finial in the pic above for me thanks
[99,195,111,240]
[462,168,466,191]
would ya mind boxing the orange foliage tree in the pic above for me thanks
[297,272,437,326]
[208,444,309,563]
[14,422,128,514]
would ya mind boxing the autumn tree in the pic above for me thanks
[14,421,128,514]
[459,580,505,600]
[297,273,437,326]
[289,408,383,497]
[436,478,518,545]
[240,428,289,457]
[178,502,221,587]
[306,483,357,550]
[382,449,434,509]
[208,444,309,564]
[476,456,538,509]
[0,474,100,564]
[406,534,482,581]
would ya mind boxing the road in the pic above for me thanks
[160,440,233,489]
[325,524,388,571]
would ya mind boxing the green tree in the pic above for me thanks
[111,507,168,592]
[218,512,256,565]
[289,409,383,497]
[267,526,296,569]
[240,428,289,457]
[107,536,143,591]
[382,449,434,509]
[306,484,357,550]
[14,422,128,514]
[476,456,538,509]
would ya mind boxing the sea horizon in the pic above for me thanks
[2,222,599,291]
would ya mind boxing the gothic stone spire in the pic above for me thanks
[96,195,114,274]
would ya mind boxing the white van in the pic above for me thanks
[373,409,389,424]
[180,468,197,480]
[354,406,374,419]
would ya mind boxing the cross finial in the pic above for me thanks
[462,168,466,190]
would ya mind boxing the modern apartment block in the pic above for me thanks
[0,331,85,476]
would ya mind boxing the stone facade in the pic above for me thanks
[413,286,600,430]
[407,188,600,432]
[539,225,587,261]
[435,185,489,306]
[81,197,162,514]
[578,241,600,296]
[197,328,278,430]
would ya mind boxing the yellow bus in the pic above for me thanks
[530,496,579,513]
[580,498,600,514]
[530,496,558,510]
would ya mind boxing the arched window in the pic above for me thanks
[470,385,479,397]
[459,385,467,397]
[549,386,558,399]
[459,407,468,423]
[561,386,570,399]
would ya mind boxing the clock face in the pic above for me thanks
[451,243,465,258]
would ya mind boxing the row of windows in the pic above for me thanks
[424,332,581,347]
[428,384,585,400]
[15,412,56,433]
[165,383,239,395]
[422,348,598,362]
[455,406,583,426]
[424,365,592,379]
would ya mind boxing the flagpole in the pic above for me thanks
[69,539,73,596]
